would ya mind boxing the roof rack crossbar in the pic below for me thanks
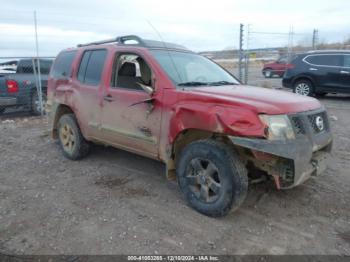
[77,35,146,47]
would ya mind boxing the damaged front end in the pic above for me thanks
[230,108,332,189]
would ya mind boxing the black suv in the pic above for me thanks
[282,50,350,96]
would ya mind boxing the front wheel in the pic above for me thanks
[293,80,314,96]
[57,114,90,160]
[177,139,248,217]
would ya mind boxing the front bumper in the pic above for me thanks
[0,97,17,107]
[230,134,332,188]
[229,108,333,188]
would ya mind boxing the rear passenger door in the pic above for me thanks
[339,54,350,92]
[303,54,343,92]
[72,49,107,138]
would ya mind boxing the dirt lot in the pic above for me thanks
[0,86,350,254]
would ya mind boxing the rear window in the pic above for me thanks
[305,54,342,67]
[17,59,52,74]
[77,49,107,86]
[51,51,77,79]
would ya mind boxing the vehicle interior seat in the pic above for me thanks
[117,62,140,90]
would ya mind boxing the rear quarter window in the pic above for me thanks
[51,51,77,79]
[343,55,350,67]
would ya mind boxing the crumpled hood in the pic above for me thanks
[183,85,322,115]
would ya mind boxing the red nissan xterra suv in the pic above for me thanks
[47,35,332,217]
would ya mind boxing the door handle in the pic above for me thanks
[309,68,318,71]
[340,70,350,74]
[103,95,114,102]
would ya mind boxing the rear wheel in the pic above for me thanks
[0,108,5,115]
[177,139,248,217]
[263,69,273,78]
[31,91,47,115]
[293,79,314,96]
[57,114,90,160]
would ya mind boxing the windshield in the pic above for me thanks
[151,50,240,87]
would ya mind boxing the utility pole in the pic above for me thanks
[312,29,319,50]
[287,26,294,61]
[238,24,244,82]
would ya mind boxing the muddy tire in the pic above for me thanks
[57,114,90,160]
[177,139,248,217]
[31,91,47,116]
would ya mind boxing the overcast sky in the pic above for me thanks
[0,0,349,57]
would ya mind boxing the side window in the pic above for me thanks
[343,55,350,68]
[51,51,77,79]
[277,57,287,64]
[111,53,152,91]
[17,60,34,74]
[78,49,107,86]
[77,51,91,82]
[305,55,342,67]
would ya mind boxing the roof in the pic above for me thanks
[77,35,190,52]
[306,49,350,54]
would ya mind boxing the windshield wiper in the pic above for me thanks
[178,81,209,87]
[209,81,238,86]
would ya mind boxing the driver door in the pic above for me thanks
[100,52,161,158]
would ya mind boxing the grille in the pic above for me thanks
[290,116,306,134]
[308,112,329,133]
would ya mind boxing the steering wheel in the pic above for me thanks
[195,76,208,82]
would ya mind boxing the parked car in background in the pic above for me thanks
[48,35,332,217]
[262,56,294,78]
[0,59,53,115]
[283,50,350,96]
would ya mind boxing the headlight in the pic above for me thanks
[259,114,295,140]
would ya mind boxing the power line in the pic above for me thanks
[250,31,309,36]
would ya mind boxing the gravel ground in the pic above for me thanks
[0,82,349,255]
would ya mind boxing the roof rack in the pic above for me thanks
[77,34,189,51]
[77,35,146,47]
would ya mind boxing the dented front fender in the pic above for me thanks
[168,103,266,143]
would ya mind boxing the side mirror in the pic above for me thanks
[137,82,154,96]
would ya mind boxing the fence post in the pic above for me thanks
[33,11,43,115]
[238,24,244,82]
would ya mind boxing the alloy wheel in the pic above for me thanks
[59,124,76,154]
[185,158,221,203]
[295,83,310,96]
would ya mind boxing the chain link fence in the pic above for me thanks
[202,25,324,90]
[0,56,54,118]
